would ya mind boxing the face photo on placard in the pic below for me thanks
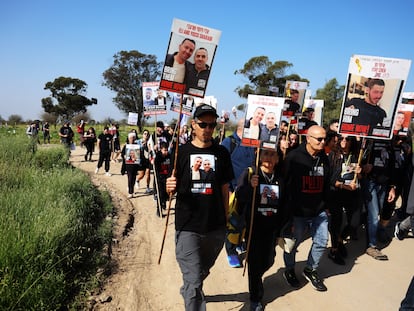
[159,19,221,97]
[338,55,411,140]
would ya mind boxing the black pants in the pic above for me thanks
[247,227,277,302]
[97,150,111,172]
[126,166,138,194]
[329,189,361,248]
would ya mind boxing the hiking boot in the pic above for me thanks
[366,246,388,260]
[328,249,345,265]
[394,222,407,241]
[303,268,327,292]
[250,301,264,311]
[284,269,300,288]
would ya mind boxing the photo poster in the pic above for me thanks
[241,95,284,149]
[297,99,324,134]
[159,18,222,97]
[283,80,308,116]
[393,92,414,136]
[128,112,138,125]
[125,144,141,165]
[142,81,167,116]
[338,55,411,139]
[170,94,195,116]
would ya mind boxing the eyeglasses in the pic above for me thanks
[196,122,217,129]
[309,135,326,142]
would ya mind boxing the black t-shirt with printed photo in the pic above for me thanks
[173,142,234,233]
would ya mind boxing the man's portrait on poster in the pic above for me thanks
[340,75,403,138]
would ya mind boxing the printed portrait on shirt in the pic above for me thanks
[190,154,216,194]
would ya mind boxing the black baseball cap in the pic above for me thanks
[193,104,219,119]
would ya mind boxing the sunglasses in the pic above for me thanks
[339,136,351,141]
[196,122,217,129]
[309,135,326,142]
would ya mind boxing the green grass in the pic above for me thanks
[0,135,113,310]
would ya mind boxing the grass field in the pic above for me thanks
[0,131,113,310]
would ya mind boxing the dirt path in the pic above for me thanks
[70,147,413,311]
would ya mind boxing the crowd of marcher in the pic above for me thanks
[29,102,413,311]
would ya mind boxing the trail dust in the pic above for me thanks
[70,146,413,311]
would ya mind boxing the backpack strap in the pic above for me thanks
[229,135,238,154]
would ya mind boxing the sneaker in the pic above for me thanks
[366,246,388,260]
[236,245,247,255]
[145,187,152,194]
[328,249,345,265]
[105,172,112,176]
[394,222,407,241]
[227,255,242,268]
[250,301,264,311]
[95,167,99,174]
[303,268,327,291]
[135,182,139,189]
[127,194,133,199]
[283,269,300,288]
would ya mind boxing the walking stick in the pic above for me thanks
[243,146,261,276]
[220,122,225,144]
[158,96,183,264]
[282,119,291,160]
[353,137,366,184]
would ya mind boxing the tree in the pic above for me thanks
[40,112,59,126]
[314,78,345,126]
[234,56,309,98]
[102,50,161,130]
[8,114,23,125]
[41,76,97,122]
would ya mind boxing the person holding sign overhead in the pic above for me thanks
[166,104,234,311]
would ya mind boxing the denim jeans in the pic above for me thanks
[175,227,225,311]
[284,210,329,271]
[362,179,387,247]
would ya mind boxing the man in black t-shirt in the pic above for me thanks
[166,104,234,310]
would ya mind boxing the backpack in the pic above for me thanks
[226,167,253,245]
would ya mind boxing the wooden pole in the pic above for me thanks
[158,95,183,264]
[242,146,261,276]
